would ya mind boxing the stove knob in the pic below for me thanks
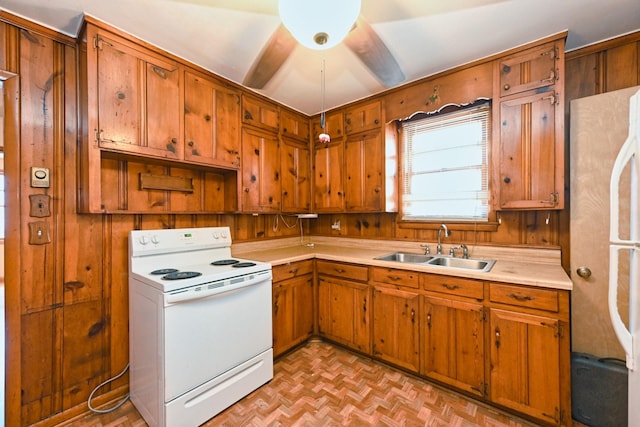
[139,236,149,245]
[151,235,160,245]
[221,230,228,239]
[213,231,220,239]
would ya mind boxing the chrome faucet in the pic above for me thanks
[436,224,450,254]
[449,244,469,259]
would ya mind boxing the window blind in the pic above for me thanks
[400,102,490,222]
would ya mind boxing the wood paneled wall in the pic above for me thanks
[2,9,640,426]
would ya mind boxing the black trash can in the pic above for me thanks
[571,352,628,427]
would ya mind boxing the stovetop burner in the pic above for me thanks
[232,262,257,268]
[162,271,202,280]
[151,268,179,275]
[211,259,240,266]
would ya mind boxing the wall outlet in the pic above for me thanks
[331,220,341,230]
[28,221,51,245]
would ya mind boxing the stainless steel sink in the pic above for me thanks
[427,256,495,272]
[374,252,433,263]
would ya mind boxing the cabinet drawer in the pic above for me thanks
[272,260,314,282]
[422,274,483,300]
[372,267,419,289]
[317,260,368,282]
[490,282,559,312]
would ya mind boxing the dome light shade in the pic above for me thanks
[278,0,361,50]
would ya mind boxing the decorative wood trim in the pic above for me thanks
[0,10,76,45]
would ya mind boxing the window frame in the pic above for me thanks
[396,99,498,231]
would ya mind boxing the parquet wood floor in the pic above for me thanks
[65,341,578,427]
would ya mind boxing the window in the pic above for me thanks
[400,101,490,222]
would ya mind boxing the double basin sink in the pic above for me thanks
[374,252,495,272]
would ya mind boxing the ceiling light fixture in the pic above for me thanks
[278,0,362,50]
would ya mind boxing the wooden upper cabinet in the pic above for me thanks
[344,100,382,135]
[242,95,279,132]
[313,140,344,212]
[184,70,241,169]
[280,109,310,142]
[499,41,560,97]
[344,131,383,211]
[311,112,343,143]
[498,90,563,209]
[87,26,181,159]
[281,138,311,213]
[495,35,565,211]
[241,127,281,212]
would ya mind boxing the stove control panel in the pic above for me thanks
[130,226,233,256]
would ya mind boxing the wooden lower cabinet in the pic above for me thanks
[488,282,570,426]
[317,261,370,353]
[371,285,420,372]
[422,295,485,397]
[272,261,314,357]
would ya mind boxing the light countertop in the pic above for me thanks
[233,237,572,291]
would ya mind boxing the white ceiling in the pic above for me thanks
[2,0,639,115]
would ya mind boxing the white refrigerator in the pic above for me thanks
[609,88,640,426]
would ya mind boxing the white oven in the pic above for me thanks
[128,227,273,427]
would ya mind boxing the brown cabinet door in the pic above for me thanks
[184,71,241,168]
[489,308,562,424]
[242,95,279,132]
[499,42,559,97]
[317,276,370,353]
[241,128,281,212]
[273,274,314,357]
[422,296,485,397]
[281,138,311,213]
[91,30,181,159]
[281,109,310,142]
[372,285,420,372]
[344,100,382,135]
[313,140,344,212]
[498,90,562,209]
[344,131,383,211]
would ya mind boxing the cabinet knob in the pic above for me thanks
[188,141,194,147]
[503,176,511,184]
[503,84,510,91]
[374,119,379,124]
[171,138,178,144]
[576,266,592,279]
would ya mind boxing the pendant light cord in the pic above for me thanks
[320,59,326,131]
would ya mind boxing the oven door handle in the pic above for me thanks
[165,270,272,305]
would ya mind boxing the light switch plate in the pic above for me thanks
[31,167,50,188]
[28,221,51,245]
[29,194,51,217]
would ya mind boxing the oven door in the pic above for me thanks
[163,271,272,402]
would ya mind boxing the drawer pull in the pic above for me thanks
[495,327,501,348]
[411,309,415,322]
[427,313,432,328]
[442,283,460,290]
[288,268,299,275]
[508,293,533,302]
[334,268,345,274]
[387,275,402,281]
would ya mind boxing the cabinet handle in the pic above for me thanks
[442,283,459,290]
[387,275,402,281]
[334,268,345,274]
[288,268,298,275]
[508,293,532,302]
[363,297,367,313]
[427,313,432,328]
[411,309,415,323]
[244,188,250,193]
[503,176,511,184]
[503,83,510,91]
[188,140,194,147]
[495,327,501,348]
[374,187,380,193]
[374,119,379,124]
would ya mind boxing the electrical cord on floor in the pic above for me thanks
[87,363,130,414]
